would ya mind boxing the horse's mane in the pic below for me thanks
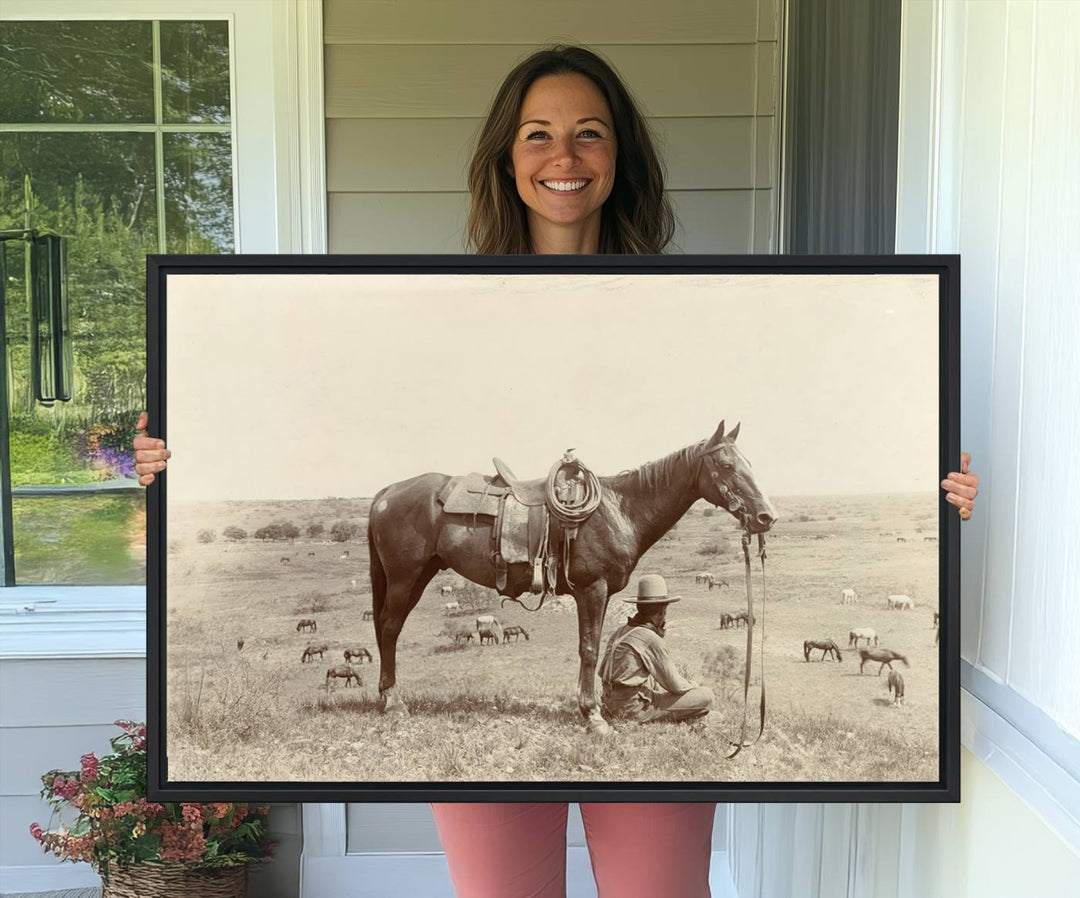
[606,439,708,496]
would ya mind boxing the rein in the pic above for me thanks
[727,530,767,759]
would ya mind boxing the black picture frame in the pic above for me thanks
[147,253,960,803]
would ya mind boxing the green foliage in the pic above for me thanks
[222,526,246,542]
[305,523,324,539]
[30,721,274,873]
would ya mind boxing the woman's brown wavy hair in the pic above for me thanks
[466,45,675,254]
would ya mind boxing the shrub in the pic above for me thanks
[306,523,325,539]
[697,542,722,556]
[330,521,359,542]
[196,529,216,544]
[223,525,246,541]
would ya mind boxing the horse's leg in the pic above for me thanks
[377,557,441,715]
[574,582,611,737]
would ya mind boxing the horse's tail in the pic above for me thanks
[368,501,386,656]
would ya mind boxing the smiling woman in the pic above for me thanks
[466,45,674,255]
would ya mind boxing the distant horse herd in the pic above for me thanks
[795,587,940,707]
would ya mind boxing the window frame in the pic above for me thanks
[0,0,327,657]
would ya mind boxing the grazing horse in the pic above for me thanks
[443,601,462,614]
[296,619,317,633]
[344,647,373,664]
[361,609,374,621]
[887,594,915,611]
[280,556,290,564]
[368,420,776,734]
[696,572,714,586]
[340,550,350,560]
[932,611,939,628]
[858,648,909,675]
[301,643,328,663]
[848,628,878,647]
[841,588,857,605]
[453,629,476,644]
[236,638,244,651]
[803,639,843,662]
[731,611,756,628]
[503,625,530,642]
[887,670,905,706]
[326,664,362,689]
[440,585,454,596]
[308,551,316,557]
[478,626,501,645]
[896,537,907,543]
[708,578,730,590]
[720,612,734,630]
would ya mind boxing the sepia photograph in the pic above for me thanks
[149,255,958,801]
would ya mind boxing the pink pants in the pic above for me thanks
[430,802,716,898]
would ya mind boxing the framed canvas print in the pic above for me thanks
[147,254,960,802]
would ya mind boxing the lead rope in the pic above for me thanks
[727,530,767,758]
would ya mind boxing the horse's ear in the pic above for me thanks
[703,419,726,452]
[728,421,741,442]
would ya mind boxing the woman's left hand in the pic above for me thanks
[941,452,979,521]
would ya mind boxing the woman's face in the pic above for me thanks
[509,73,617,239]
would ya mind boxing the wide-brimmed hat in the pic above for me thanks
[620,574,681,605]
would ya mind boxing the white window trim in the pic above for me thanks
[0,0,326,659]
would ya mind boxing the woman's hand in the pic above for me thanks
[941,452,979,521]
[133,411,170,486]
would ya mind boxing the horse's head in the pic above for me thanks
[695,419,777,534]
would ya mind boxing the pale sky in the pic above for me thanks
[165,272,940,501]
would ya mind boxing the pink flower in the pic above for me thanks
[29,822,43,842]
[181,804,202,824]
[80,753,99,782]
[52,778,80,801]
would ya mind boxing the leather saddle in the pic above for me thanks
[491,457,547,506]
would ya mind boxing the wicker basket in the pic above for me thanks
[100,862,247,898]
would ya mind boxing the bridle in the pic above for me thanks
[696,446,768,758]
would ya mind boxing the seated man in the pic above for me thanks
[599,574,714,724]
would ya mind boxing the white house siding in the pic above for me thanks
[324,0,782,254]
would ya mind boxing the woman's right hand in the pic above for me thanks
[133,411,170,486]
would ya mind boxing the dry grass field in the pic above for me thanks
[165,492,941,785]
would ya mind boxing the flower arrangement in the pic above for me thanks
[30,721,274,877]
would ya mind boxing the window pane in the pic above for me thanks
[164,133,235,252]
[2,131,156,494]
[12,493,146,585]
[0,21,154,124]
[160,21,232,124]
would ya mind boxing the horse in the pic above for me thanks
[503,625,530,642]
[326,664,362,689]
[841,588,857,605]
[301,643,328,663]
[452,629,475,644]
[695,572,714,586]
[478,626,501,646]
[440,585,454,596]
[708,578,730,590]
[720,612,734,630]
[296,619,317,633]
[896,537,907,543]
[368,419,776,734]
[732,610,756,628]
[858,648,909,675]
[932,611,939,628]
[887,669,905,705]
[848,627,878,647]
[803,639,843,662]
[344,647,373,664]
[361,609,374,621]
[280,556,290,564]
[340,550,350,560]
[236,638,244,651]
[887,594,915,611]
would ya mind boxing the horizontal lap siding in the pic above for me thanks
[0,659,146,868]
[325,1,781,256]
